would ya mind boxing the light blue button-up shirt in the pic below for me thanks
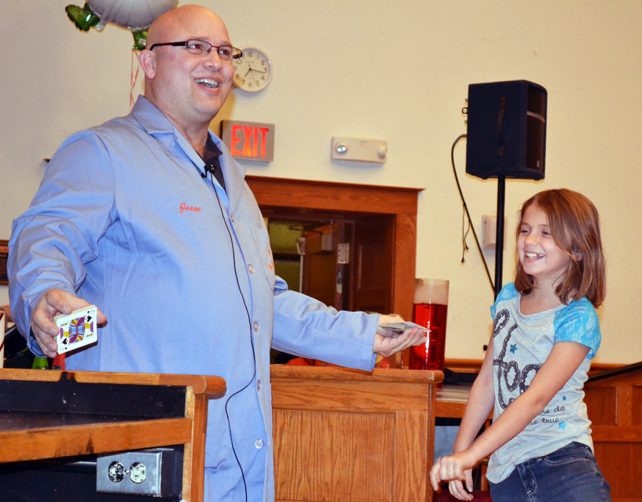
[9,96,379,501]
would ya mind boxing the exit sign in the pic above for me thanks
[220,120,275,162]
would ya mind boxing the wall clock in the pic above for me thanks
[232,46,273,93]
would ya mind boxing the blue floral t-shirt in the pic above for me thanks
[486,283,601,483]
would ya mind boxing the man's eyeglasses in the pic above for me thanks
[149,39,242,61]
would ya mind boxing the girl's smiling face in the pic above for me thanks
[517,203,572,290]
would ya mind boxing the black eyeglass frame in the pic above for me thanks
[148,39,243,60]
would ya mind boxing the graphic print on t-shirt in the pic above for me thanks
[493,308,568,428]
[493,308,547,423]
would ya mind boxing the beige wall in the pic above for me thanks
[1,1,640,363]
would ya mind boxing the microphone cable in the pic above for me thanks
[209,172,256,502]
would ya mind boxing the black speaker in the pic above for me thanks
[465,80,547,180]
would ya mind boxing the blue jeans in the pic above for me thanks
[489,442,611,502]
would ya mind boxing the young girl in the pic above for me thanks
[430,189,611,502]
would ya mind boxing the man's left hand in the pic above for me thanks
[373,314,426,357]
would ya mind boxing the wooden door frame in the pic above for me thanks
[246,176,423,321]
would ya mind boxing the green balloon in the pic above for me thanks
[132,29,148,51]
[65,3,100,32]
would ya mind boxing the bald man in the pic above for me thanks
[8,5,425,501]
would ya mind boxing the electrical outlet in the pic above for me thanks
[97,448,181,496]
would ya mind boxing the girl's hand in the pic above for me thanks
[448,475,474,501]
[430,451,476,500]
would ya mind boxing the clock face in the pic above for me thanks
[232,47,272,93]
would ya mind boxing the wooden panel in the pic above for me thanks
[271,366,442,502]
[0,417,192,463]
[632,386,642,426]
[273,379,434,412]
[594,442,642,501]
[585,386,616,425]
[393,410,431,502]
[302,251,337,307]
[586,363,642,502]
[592,426,642,442]
[301,224,337,308]
[616,385,633,426]
[435,399,468,419]
[354,215,394,315]
[183,390,210,502]
[273,409,394,501]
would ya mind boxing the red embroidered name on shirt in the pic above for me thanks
[180,202,201,214]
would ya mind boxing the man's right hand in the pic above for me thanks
[31,289,107,358]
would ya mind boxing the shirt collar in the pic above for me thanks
[130,95,247,212]
[130,95,176,136]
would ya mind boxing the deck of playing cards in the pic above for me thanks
[54,305,98,354]
[377,321,430,337]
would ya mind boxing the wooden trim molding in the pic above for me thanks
[443,358,623,376]
[246,176,422,216]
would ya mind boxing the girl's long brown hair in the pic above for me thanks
[514,189,606,307]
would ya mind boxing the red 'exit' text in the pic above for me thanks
[230,125,270,158]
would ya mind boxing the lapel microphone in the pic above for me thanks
[201,164,215,178]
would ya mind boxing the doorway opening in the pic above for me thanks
[264,209,395,364]
[246,176,422,367]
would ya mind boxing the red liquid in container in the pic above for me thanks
[409,303,448,371]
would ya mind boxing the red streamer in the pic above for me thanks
[130,49,141,110]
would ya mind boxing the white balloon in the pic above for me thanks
[87,0,178,31]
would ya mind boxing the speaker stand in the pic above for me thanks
[494,176,506,299]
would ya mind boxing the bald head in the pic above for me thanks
[138,4,235,147]
[146,5,229,50]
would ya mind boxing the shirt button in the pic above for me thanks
[248,264,255,274]
[253,322,259,332]
[255,439,264,449]
[257,380,262,391]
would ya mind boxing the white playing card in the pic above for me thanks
[54,305,98,354]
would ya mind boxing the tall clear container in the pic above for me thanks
[409,279,449,372]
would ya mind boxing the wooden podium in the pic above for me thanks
[1,366,442,501]
[271,366,444,502]
[585,362,642,502]
[0,368,225,502]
